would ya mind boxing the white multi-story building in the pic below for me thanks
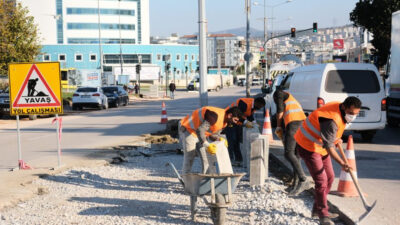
[19,0,150,45]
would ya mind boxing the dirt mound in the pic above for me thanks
[142,134,178,144]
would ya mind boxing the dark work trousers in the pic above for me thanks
[284,121,307,181]
[224,124,243,162]
[297,145,334,218]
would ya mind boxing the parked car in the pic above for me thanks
[0,87,37,120]
[101,86,129,108]
[251,78,261,86]
[72,87,108,110]
[277,63,386,141]
[237,78,246,86]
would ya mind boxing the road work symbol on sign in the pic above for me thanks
[9,62,62,115]
[13,65,60,107]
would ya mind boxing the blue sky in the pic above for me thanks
[150,0,359,36]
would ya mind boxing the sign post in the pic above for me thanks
[9,62,63,169]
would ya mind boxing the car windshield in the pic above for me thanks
[325,70,380,93]
[77,87,97,92]
[102,87,118,93]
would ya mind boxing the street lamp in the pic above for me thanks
[253,0,293,65]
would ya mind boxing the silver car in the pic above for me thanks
[72,87,108,110]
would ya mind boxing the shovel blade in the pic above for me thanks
[357,200,377,224]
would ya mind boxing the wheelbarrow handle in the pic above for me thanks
[165,162,185,186]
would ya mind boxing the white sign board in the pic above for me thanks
[113,66,160,81]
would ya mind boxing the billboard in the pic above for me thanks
[113,65,160,81]
[333,39,344,49]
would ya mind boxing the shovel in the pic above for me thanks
[337,144,377,224]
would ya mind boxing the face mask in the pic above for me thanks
[345,114,357,123]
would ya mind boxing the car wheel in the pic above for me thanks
[114,100,119,108]
[215,86,221,92]
[72,104,78,110]
[123,98,128,106]
[29,115,37,120]
[387,116,400,128]
[360,130,377,142]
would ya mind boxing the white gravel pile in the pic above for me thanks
[0,151,319,225]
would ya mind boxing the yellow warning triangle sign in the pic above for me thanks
[13,64,61,108]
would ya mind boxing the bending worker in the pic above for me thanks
[273,89,308,196]
[294,96,361,225]
[179,106,243,174]
[224,97,266,164]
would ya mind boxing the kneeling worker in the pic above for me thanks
[179,106,243,174]
[294,97,361,225]
[224,97,266,164]
[273,89,308,196]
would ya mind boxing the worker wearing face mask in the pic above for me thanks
[294,96,361,225]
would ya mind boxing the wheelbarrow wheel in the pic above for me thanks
[210,194,226,225]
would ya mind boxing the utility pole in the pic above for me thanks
[138,55,142,95]
[263,0,269,85]
[217,51,223,89]
[198,0,208,106]
[118,0,122,85]
[97,0,103,85]
[245,0,251,97]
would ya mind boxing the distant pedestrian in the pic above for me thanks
[169,82,176,99]
[134,83,139,94]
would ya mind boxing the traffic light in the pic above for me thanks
[136,64,141,74]
[313,22,318,33]
[185,66,188,73]
[173,67,177,72]
[261,59,266,68]
[238,41,242,48]
[291,28,296,38]
[166,63,171,71]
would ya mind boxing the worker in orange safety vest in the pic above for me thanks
[294,97,361,225]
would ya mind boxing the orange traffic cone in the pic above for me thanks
[262,109,274,143]
[160,101,168,124]
[332,135,359,197]
[18,160,32,170]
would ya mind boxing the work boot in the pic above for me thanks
[319,217,335,225]
[289,180,309,196]
[312,211,339,220]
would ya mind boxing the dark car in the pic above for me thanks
[101,86,129,107]
[0,87,37,120]
[0,87,10,117]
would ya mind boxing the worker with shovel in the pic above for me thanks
[273,89,309,196]
[179,106,243,175]
[224,97,266,166]
[294,96,361,225]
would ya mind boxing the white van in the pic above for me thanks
[278,63,386,141]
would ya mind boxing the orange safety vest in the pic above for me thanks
[283,92,306,127]
[180,106,227,137]
[227,98,254,118]
[294,102,346,156]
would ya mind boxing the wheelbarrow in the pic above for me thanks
[166,162,245,225]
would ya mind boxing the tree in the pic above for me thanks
[350,0,400,66]
[0,1,41,75]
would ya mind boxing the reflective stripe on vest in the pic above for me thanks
[181,106,226,137]
[283,93,306,126]
[300,126,323,146]
[294,102,345,156]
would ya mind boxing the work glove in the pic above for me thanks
[207,143,217,155]
[244,121,254,128]
[220,137,228,147]
[275,127,283,140]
